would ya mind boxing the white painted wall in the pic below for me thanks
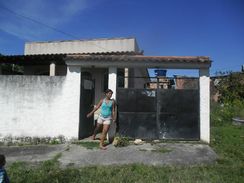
[0,66,81,139]
[25,38,140,55]
[199,68,210,143]
[108,67,117,99]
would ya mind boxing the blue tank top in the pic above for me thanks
[101,99,113,118]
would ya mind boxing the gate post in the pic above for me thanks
[108,67,117,99]
[199,68,210,143]
[108,67,117,142]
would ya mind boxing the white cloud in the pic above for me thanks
[0,0,88,40]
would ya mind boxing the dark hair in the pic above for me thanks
[105,89,113,94]
[0,154,6,167]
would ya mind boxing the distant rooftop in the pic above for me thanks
[25,37,140,55]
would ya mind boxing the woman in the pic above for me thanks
[87,89,116,150]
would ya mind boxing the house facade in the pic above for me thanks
[0,37,211,143]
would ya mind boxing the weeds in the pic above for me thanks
[0,135,66,146]
[112,136,130,147]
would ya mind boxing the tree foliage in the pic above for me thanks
[1,63,24,74]
[216,72,244,103]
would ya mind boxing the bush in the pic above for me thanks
[113,136,130,147]
[216,72,244,103]
[211,100,244,126]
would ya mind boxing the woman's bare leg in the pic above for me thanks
[100,124,110,149]
[92,123,102,140]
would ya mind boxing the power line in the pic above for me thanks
[0,27,30,42]
[0,5,79,39]
[0,5,111,52]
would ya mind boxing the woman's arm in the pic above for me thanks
[86,99,103,118]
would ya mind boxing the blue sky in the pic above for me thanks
[0,0,243,76]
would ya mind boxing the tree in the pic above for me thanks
[216,72,244,103]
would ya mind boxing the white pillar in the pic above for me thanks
[107,67,117,142]
[108,67,117,99]
[199,68,210,143]
[50,63,56,76]
[64,65,81,139]
[124,68,129,88]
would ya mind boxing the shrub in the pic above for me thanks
[216,72,244,103]
[113,136,130,147]
[211,100,244,126]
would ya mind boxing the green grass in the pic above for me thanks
[6,104,244,183]
[7,159,243,183]
[211,124,244,165]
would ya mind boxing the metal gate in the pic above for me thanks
[117,84,200,140]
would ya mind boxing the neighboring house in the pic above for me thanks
[174,75,199,90]
[0,37,212,143]
[145,77,174,89]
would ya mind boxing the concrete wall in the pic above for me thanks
[25,38,140,55]
[0,66,81,139]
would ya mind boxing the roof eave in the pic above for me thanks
[65,55,211,69]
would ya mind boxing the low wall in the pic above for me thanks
[0,73,80,139]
